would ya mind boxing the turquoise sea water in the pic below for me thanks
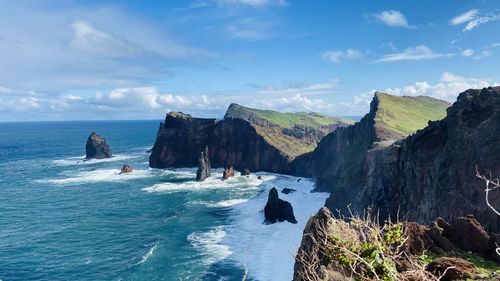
[0,121,328,281]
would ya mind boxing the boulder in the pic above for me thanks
[264,187,297,224]
[281,188,296,194]
[222,166,234,180]
[403,222,454,255]
[240,168,251,176]
[196,146,211,182]
[119,164,133,174]
[443,215,490,255]
[85,132,112,159]
[426,257,477,281]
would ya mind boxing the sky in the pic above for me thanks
[0,0,499,121]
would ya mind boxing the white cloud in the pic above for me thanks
[71,21,137,57]
[382,72,496,101]
[226,18,278,40]
[374,45,446,63]
[322,49,363,63]
[461,49,474,57]
[255,79,340,95]
[338,72,498,115]
[373,10,414,28]
[449,9,479,25]
[449,9,500,31]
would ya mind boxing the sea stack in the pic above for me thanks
[85,132,112,159]
[222,166,234,180]
[119,164,133,174]
[196,146,211,182]
[264,187,297,224]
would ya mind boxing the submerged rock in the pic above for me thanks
[85,132,112,159]
[281,188,296,194]
[264,187,297,224]
[119,164,133,174]
[240,168,251,176]
[196,146,211,182]
[222,166,234,180]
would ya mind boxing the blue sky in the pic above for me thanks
[0,0,499,121]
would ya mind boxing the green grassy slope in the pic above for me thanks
[375,92,450,137]
[225,103,353,129]
[224,103,353,157]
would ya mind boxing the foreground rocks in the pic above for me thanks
[293,207,498,281]
[119,164,133,174]
[426,257,477,281]
[196,146,211,182]
[85,132,112,159]
[264,187,297,224]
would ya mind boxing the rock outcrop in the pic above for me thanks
[264,187,297,224]
[196,146,211,182]
[222,165,234,180]
[119,164,133,174]
[149,104,350,173]
[85,132,112,159]
[426,257,477,281]
[348,87,500,232]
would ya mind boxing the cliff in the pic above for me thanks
[292,93,450,188]
[350,87,500,232]
[149,104,351,173]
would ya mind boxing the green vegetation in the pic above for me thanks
[375,92,450,137]
[225,103,353,129]
[225,103,353,157]
[326,220,406,281]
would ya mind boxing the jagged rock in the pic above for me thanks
[196,146,211,182]
[222,166,234,180]
[426,257,477,281]
[240,168,251,176]
[149,104,350,173]
[257,176,262,180]
[264,187,297,224]
[119,164,133,174]
[85,132,112,159]
[298,87,500,233]
[281,188,296,194]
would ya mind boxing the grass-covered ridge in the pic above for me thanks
[225,103,353,129]
[224,103,353,157]
[374,92,450,137]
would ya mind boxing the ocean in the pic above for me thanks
[0,120,328,281]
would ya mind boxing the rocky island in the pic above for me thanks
[85,132,112,159]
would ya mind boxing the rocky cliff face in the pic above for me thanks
[149,104,350,173]
[292,93,450,194]
[149,112,218,168]
[351,87,500,232]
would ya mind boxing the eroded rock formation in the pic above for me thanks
[119,164,133,174]
[264,187,297,224]
[85,132,112,159]
[222,166,234,180]
[196,146,211,182]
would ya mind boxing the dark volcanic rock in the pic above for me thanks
[149,112,217,168]
[281,188,296,194]
[85,132,112,159]
[196,146,211,182]
[119,164,133,174]
[222,166,234,180]
[426,257,477,281]
[264,187,297,224]
[149,104,350,173]
[305,87,500,232]
[240,168,251,176]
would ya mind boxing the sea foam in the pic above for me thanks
[222,174,329,281]
[187,226,232,267]
[36,168,155,186]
